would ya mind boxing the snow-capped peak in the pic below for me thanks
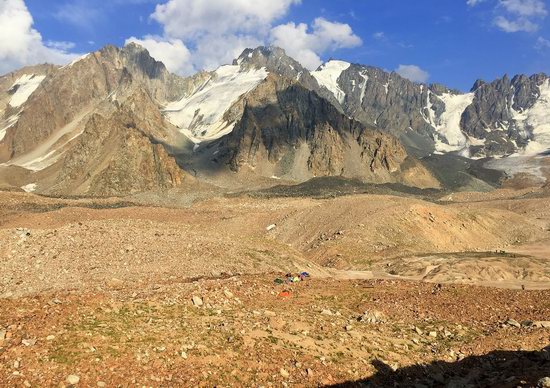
[164,64,269,144]
[312,60,351,104]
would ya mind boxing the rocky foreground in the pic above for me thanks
[0,188,549,387]
[1,276,549,387]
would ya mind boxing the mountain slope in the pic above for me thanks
[0,44,189,195]
[309,59,550,160]
[184,73,439,189]
[45,89,188,196]
[1,43,548,195]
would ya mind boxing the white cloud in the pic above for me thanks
[131,0,303,74]
[469,0,547,33]
[151,0,301,40]
[129,0,362,75]
[270,18,362,70]
[0,0,79,75]
[494,15,539,32]
[45,40,76,51]
[499,0,547,17]
[192,34,264,71]
[395,64,430,83]
[125,36,195,75]
[489,0,548,32]
[535,36,550,50]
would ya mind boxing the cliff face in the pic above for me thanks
[0,45,191,196]
[461,73,549,156]
[47,89,187,196]
[0,44,188,162]
[200,75,439,188]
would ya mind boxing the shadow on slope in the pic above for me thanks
[326,347,550,388]
[421,153,505,192]
[243,176,442,200]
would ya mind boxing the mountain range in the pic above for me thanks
[0,44,548,196]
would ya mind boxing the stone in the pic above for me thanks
[21,339,36,346]
[414,326,423,335]
[97,382,106,388]
[538,377,550,388]
[345,325,353,332]
[280,368,290,378]
[266,224,277,231]
[429,331,438,338]
[223,289,234,298]
[46,335,55,341]
[307,368,313,377]
[264,310,276,317]
[321,309,333,316]
[15,228,31,239]
[181,351,188,359]
[66,375,80,385]
[506,319,521,328]
[192,296,203,307]
[359,310,385,324]
[533,321,550,328]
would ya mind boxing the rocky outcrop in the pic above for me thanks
[0,44,188,162]
[461,73,549,156]
[235,47,340,108]
[205,75,439,188]
[47,90,187,196]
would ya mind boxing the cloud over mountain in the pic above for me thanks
[0,0,79,74]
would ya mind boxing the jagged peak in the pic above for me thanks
[233,45,307,76]
[123,41,148,52]
[471,79,486,92]
[314,60,351,73]
[84,43,170,80]
[234,46,289,64]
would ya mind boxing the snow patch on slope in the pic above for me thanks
[21,183,37,193]
[3,109,91,171]
[164,65,268,143]
[312,60,350,104]
[0,114,19,141]
[359,72,369,104]
[433,92,474,153]
[421,90,436,126]
[513,79,550,155]
[8,75,46,108]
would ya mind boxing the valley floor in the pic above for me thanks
[0,187,549,386]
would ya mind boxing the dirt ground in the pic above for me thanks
[1,188,549,386]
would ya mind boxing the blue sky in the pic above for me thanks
[2,0,550,91]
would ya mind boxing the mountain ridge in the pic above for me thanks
[0,43,548,195]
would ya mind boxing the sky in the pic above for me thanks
[0,0,549,91]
